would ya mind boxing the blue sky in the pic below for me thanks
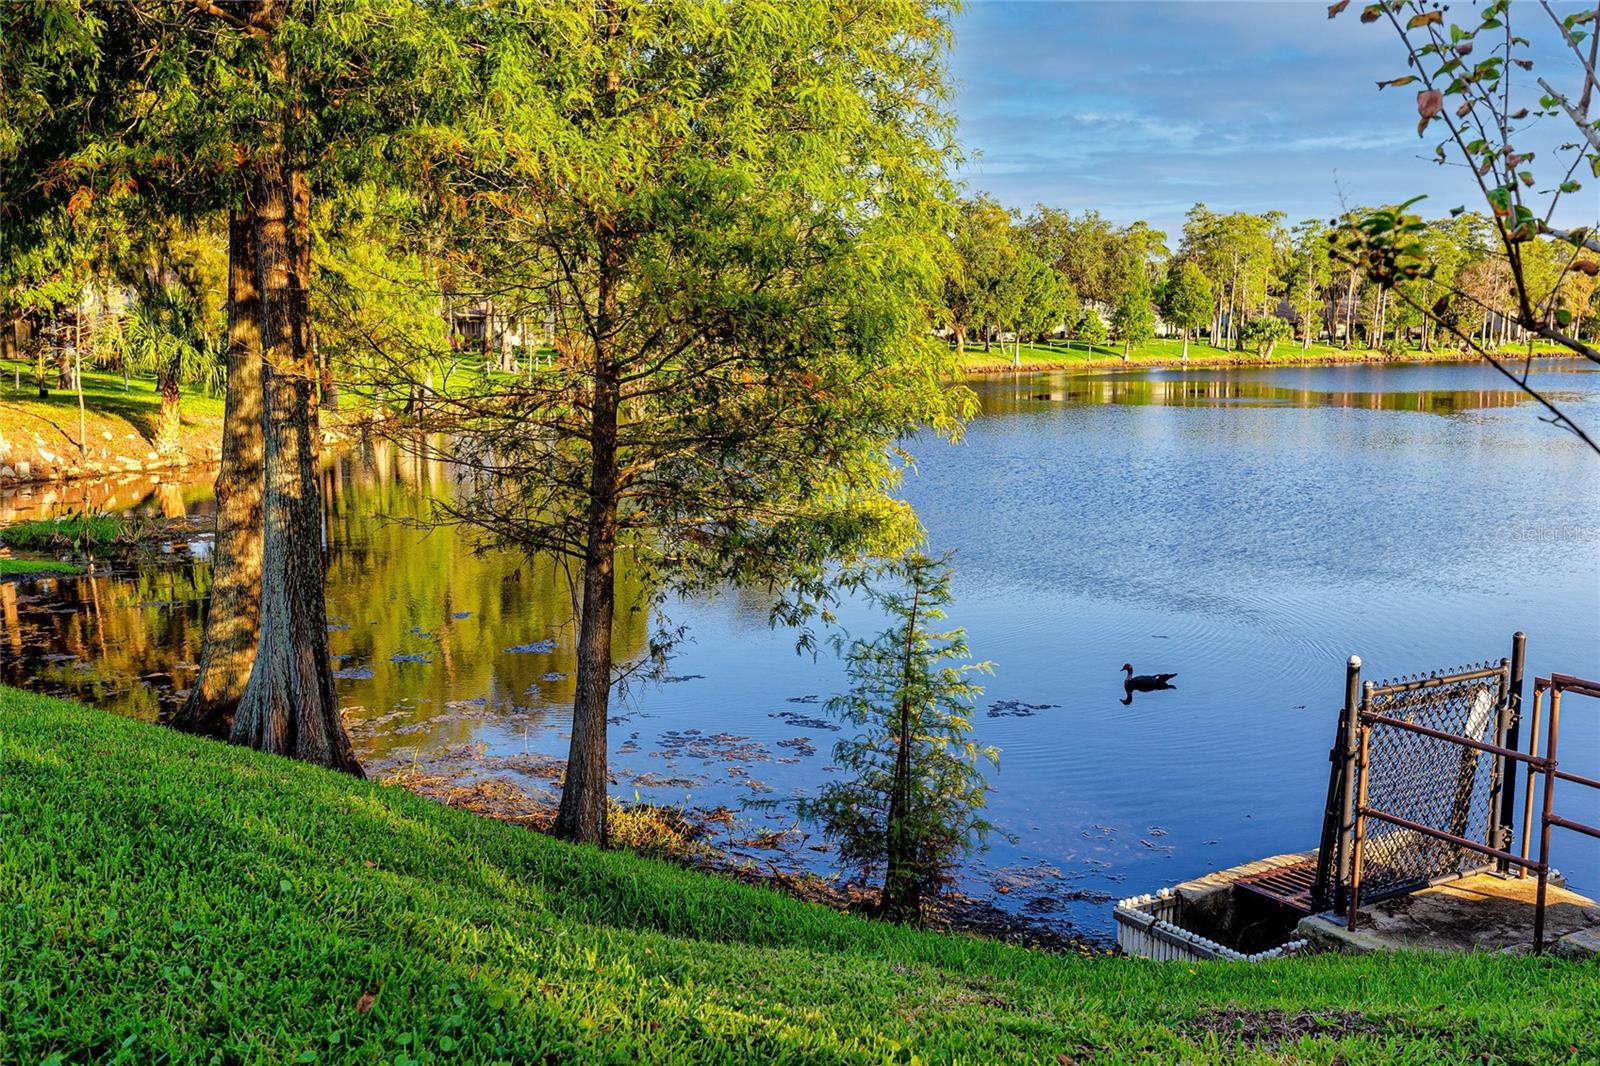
[948,1,1596,241]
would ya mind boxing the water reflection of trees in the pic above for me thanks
[1,434,653,762]
[976,374,1542,417]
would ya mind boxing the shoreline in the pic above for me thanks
[2,348,1577,491]
[957,345,1571,376]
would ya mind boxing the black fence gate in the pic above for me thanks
[1311,636,1525,915]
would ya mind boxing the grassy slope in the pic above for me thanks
[1,358,227,460]
[2,689,1595,1065]
[954,338,1569,372]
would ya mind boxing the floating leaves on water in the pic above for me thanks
[658,674,704,684]
[333,666,375,680]
[776,736,818,758]
[539,672,566,682]
[327,622,351,632]
[769,710,838,731]
[786,694,821,704]
[654,728,772,764]
[629,771,700,790]
[450,611,472,619]
[390,653,432,664]
[986,699,1059,719]
[407,626,436,641]
[506,639,558,654]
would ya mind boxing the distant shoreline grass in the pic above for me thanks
[0,513,127,552]
[0,557,84,577]
[3,687,1596,1064]
[955,338,1577,374]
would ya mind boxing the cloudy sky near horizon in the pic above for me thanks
[948,0,1597,242]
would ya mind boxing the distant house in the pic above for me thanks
[446,297,550,368]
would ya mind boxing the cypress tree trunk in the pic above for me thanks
[554,262,619,845]
[176,204,265,737]
[230,160,361,776]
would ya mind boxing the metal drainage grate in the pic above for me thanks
[1235,858,1319,914]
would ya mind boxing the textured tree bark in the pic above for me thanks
[230,159,362,776]
[174,204,265,738]
[553,307,619,844]
[156,370,182,455]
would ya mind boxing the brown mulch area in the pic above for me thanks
[1185,1008,1383,1050]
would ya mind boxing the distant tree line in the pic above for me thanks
[940,198,1599,362]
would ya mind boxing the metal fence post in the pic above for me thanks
[1533,686,1562,954]
[1312,655,1362,912]
[1347,718,1374,931]
[1333,656,1362,914]
[1497,632,1526,872]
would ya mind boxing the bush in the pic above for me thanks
[1238,316,1293,359]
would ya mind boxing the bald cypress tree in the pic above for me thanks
[402,0,972,843]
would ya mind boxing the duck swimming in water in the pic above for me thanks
[1122,663,1177,690]
[1121,663,1177,705]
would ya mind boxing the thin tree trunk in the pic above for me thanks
[75,311,86,454]
[231,154,361,775]
[1228,253,1240,349]
[882,581,922,923]
[1182,329,1189,363]
[176,203,266,737]
[1343,273,1356,350]
[554,263,620,845]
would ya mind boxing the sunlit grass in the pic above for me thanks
[0,558,84,576]
[2,687,1595,1064]
[0,513,126,552]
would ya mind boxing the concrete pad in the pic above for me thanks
[1555,928,1600,959]
[1296,872,1600,955]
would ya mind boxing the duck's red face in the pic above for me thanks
[1121,663,1133,672]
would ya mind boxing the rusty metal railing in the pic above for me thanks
[1348,667,1600,954]
[1516,673,1600,952]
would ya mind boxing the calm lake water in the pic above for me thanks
[5,358,1598,938]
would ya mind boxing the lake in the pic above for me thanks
[5,358,1598,939]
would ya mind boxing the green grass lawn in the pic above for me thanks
[0,358,226,461]
[2,688,1595,1064]
[0,558,84,577]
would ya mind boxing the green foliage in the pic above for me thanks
[802,554,997,922]
[1238,316,1293,359]
[4,688,1599,1063]
[423,0,972,626]
[1075,307,1108,348]
[0,512,125,553]
[1009,250,1070,344]
[945,195,1021,349]
[1111,279,1156,356]
[1160,260,1214,333]
[0,558,84,577]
